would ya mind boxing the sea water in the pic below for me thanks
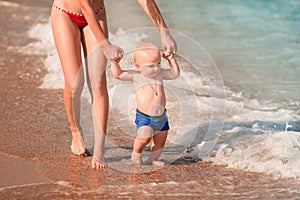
[22,0,300,180]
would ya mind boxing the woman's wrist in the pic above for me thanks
[160,28,170,36]
[99,39,111,48]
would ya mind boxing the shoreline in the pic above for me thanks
[0,0,299,199]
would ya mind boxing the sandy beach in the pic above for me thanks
[0,0,300,199]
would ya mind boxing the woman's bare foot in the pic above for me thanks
[91,156,107,169]
[70,128,86,156]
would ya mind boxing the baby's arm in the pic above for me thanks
[111,62,135,81]
[161,53,180,80]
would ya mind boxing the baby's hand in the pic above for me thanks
[99,40,124,62]
[162,51,174,61]
[112,54,123,64]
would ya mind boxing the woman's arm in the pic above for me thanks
[79,0,123,60]
[137,0,167,29]
[138,0,177,55]
[79,0,106,43]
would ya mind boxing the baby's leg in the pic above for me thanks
[132,126,153,164]
[148,130,168,165]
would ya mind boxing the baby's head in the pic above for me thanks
[134,42,161,67]
[134,42,161,77]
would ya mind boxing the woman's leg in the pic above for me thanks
[51,7,85,155]
[81,11,109,169]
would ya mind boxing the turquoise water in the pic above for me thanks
[157,0,300,105]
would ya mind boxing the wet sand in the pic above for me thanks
[0,0,300,199]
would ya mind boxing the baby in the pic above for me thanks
[111,42,180,165]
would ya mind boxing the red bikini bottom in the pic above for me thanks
[53,4,105,29]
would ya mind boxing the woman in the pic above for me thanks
[51,0,177,169]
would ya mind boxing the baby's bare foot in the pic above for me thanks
[144,158,165,167]
[91,156,107,169]
[152,160,165,167]
[131,152,142,165]
[70,128,86,156]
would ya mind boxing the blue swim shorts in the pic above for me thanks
[135,109,170,131]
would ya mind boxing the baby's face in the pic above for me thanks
[134,46,161,77]
[139,62,161,78]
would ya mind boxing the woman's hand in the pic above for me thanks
[160,28,177,57]
[99,40,124,62]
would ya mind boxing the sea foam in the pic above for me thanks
[207,130,300,179]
